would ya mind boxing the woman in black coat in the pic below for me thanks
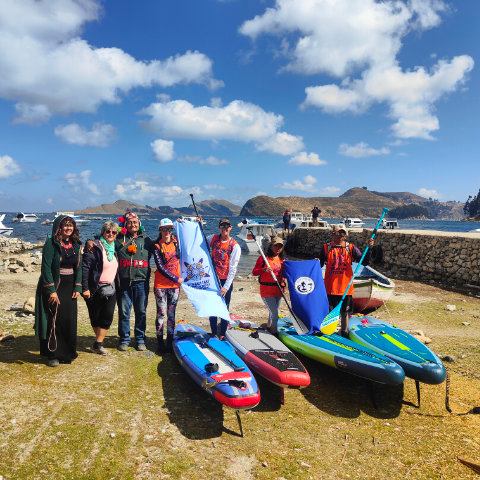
[82,221,119,355]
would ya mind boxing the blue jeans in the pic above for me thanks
[209,280,233,337]
[118,281,149,345]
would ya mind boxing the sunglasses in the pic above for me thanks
[161,227,173,232]
[105,229,118,235]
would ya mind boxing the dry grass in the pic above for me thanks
[0,273,479,480]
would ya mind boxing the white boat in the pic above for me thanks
[382,219,399,229]
[54,211,90,224]
[0,214,13,236]
[236,219,276,253]
[470,228,480,233]
[12,212,38,223]
[288,212,330,229]
[344,217,365,228]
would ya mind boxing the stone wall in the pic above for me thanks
[286,227,480,294]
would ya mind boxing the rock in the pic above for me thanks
[461,322,471,326]
[441,355,456,363]
[261,461,268,468]
[23,297,35,314]
[238,287,244,291]
[23,265,36,273]
[445,304,456,312]
[109,432,116,438]
[7,303,23,312]
[8,265,22,273]
[0,334,15,343]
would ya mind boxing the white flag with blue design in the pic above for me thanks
[175,220,231,320]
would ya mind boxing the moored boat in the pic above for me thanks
[236,219,276,253]
[12,212,38,223]
[0,214,13,236]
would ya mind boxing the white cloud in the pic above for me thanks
[54,122,116,147]
[203,183,226,190]
[141,99,304,156]
[151,139,175,162]
[0,0,221,123]
[278,175,317,192]
[183,155,228,166]
[0,155,21,179]
[64,170,99,195]
[241,0,474,140]
[288,151,327,166]
[114,178,201,202]
[418,187,441,199]
[339,142,390,158]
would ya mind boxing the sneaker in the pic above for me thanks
[47,358,59,367]
[92,343,108,356]
[117,343,129,352]
[136,343,146,351]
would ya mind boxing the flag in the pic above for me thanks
[175,220,231,320]
[283,259,329,334]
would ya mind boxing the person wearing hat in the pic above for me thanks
[207,218,241,338]
[251,236,286,334]
[318,224,374,336]
[115,211,154,351]
[152,218,183,353]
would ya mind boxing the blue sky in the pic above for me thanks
[0,0,478,211]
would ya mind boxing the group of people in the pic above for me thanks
[282,205,323,233]
[34,211,372,367]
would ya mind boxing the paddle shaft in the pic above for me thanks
[338,207,389,304]
[248,228,308,334]
[189,193,223,292]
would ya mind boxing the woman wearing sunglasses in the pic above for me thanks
[82,221,119,355]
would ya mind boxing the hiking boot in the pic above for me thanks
[92,342,108,356]
[136,343,146,351]
[165,333,173,352]
[117,343,129,352]
[47,358,59,367]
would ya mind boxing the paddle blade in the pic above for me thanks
[320,304,340,335]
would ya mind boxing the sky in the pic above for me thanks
[0,0,478,212]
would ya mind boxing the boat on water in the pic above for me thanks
[12,212,38,223]
[382,218,399,229]
[54,211,90,224]
[179,215,206,226]
[288,212,330,229]
[0,214,13,236]
[321,262,395,312]
[344,217,365,228]
[236,219,276,253]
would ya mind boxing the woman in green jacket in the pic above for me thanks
[34,215,82,367]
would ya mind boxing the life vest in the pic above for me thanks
[257,256,284,298]
[210,234,237,280]
[323,242,355,295]
[154,237,180,289]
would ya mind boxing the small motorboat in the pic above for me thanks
[54,211,90,224]
[0,214,13,236]
[287,212,329,229]
[12,212,38,223]
[382,218,399,229]
[344,217,365,228]
[236,219,276,253]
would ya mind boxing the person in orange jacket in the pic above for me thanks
[252,236,286,334]
[318,225,374,336]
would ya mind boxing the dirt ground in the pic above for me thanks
[0,272,479,480]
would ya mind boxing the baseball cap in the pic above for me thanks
[159,218,174,229]
[270,236,284,246]
[218,217,232,227]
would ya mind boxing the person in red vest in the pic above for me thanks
[207,218,241,338]
[318,225,374,336]
[252,236,285,334]
[152,218,183,353]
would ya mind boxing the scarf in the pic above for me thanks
[100,237,115,262]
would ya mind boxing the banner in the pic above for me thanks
[175,220,231,320]
[283,259,329,334]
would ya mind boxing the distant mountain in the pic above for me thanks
[76,199,241,217]
[240,187,464,220]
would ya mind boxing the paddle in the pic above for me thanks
[247,228,309,335]
[320,208,389,335]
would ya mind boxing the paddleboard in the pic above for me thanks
[173,323,261,409]
[348,316,446,384]
[278,318,405,385]
[225,320,310,388]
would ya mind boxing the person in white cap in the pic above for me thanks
[152,218,183,353]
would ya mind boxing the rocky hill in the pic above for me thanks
[240,187,464,219]
[76,199,241,216]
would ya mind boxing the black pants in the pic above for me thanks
[209,279,233,337]
[327,294,353,334]
[86,292,116,329]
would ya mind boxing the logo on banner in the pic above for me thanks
[184,257,211,289]
[294,276,315,295]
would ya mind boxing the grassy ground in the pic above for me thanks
[0,273,479,480]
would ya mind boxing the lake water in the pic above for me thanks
[2,213,480,276]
